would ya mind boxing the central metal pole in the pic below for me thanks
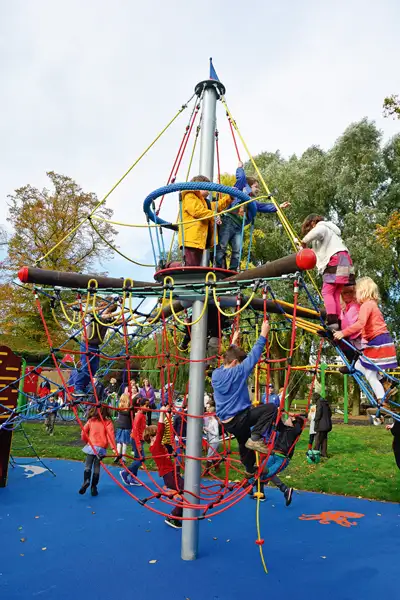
[181,80,219,561]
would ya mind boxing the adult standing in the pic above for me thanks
[140,378,156,426]
[314,393,332,458]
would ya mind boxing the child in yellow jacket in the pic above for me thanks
[178,175,233,266]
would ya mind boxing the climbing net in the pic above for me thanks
[2,272,323,519]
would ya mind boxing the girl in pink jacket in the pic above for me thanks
[79,405,116,496]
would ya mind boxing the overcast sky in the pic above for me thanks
[1,0,399,283]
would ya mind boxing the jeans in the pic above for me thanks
[163,471,184,518]
[223,404,277,473]
[45,412,56,433]
[216,216,242,270]
[74,343,100,392]
[127,440,145,480]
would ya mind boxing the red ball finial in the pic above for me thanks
[18,267,29,283]
[295,249,317,271]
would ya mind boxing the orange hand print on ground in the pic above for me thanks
[299,511,365,527]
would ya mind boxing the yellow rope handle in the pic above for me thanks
[35,103,189,266]
[128,281,168,327]
[206,271,256,317]
[165,275,210,326]
[51,307,77,331]
[273,329,305,352]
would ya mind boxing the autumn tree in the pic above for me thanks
[0,172,117,347]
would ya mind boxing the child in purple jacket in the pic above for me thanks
[215,162,290,271]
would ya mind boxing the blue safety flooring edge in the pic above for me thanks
[1,459,399,600]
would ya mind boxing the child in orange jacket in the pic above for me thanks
[178,175,233,266]
[79,406,116,496]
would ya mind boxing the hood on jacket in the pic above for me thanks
[323,221,341,236]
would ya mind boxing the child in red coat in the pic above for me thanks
[143,408,184,529]
[79,406,116,496]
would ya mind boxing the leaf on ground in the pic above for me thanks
[20,538,26,543]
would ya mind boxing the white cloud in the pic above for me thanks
[1,0,399,279]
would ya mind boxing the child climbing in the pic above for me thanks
[250,415,304,505]
[215,162,290,271]
[334,277,398,403]
[120,399,147,487]
[79,406,116,496]
[178,175,233,267]
[338,285,365,370]
[211,321,277,477]
[301,214,354,331]
[386,419,400,469]
[113,393,133,464]
[144,408,185,530]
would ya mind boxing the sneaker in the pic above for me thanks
[284,487,293,507]
[165,517,182,529]
[245,439,270,454]
[79,481,90,495]
[119,470,141,486]
[91,485,98,497]
[72,391,87,398]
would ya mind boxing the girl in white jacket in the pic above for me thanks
[301,214,354,330]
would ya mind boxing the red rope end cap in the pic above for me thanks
[255,539,265,546]
[18,266,29,283]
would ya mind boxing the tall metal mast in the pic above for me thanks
[181,76,225,561]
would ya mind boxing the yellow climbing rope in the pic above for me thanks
[221,98,322,301]
[35,100,192,267]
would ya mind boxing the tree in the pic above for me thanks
[0,226,7,247]
[0,172,117,346]
[4,171,117,274]
[383,95,400,119]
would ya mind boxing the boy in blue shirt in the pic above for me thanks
[215,162,290,271]
[211,321,277,476]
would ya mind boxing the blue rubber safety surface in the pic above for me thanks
[1,459,399,600]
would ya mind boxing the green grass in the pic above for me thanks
[12,422,400,503]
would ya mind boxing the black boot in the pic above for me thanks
[91,473,99,496]
[79,469,91,495]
